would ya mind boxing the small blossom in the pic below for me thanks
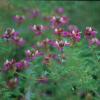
[89,37,100,46]
[29,25,48,36]
[13,15,25,25]
[1,28,25,46]
[15,60,29,70]
[63,26,81,42]
[49,40,70,51]
[55,7,64,14]
[3,59,16,71]
[37,38,50,47]
[25,49,44,61]
[12,36,25,46]
[84,27,97,39]
[2,28,19,40]
[50,16,69,28]
[54,28,64,36]
[62,31,72,37]
[71,30,81,42]
[54,28,72,38]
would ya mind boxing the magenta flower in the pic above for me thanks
[54,28,72,38]
[50,16,69,28]
[12,36,25,46]
[55,7,64,14]
[3,59,30,71]
[84,27,97,39]
[2,28,25,47]
[25,49,44,61]
[49,40,70,51]
[54,28,64,36]
[62,31,72,37]
[15,60,29,70]
[71,30,81,42]
[62,25,81,42]
[13,15,25,25]
[3,59,16,71]
[2,28,19,40]
[89,37,100,47]
[37,38,50,47]
[29,25,48,36]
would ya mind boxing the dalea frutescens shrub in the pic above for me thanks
[0,6,100,100]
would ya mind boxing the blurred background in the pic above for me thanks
[0,1,100,31]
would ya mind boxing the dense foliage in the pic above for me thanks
[0,1,100,100]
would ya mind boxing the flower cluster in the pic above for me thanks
[50,16,69,28]
[29,25,48,36]
[3,59,16,71]
[15,60,29,70]
[1,7,100,91]
[3,59,29,72]
[25,49,44,61]
[49,40,70,51]
[84,27,100,46]
[2,28,25,46]
[2,28,19,39]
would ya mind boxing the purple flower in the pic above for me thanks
[62,31,72,37]
[37,38,50,47]
[1,28,25,46]
[84,27,97,39]
[3,59,16,71]
[25,49,44,61]
[54,28,64,36]
[71,30,81,42]
[63,26,81,42]
[49,40,70,51]
[50,16,69,28]
[55,7,64,14]
[13,15,25,25]
[2,28,19,40]
[12,36,25,46]
[54,28,73,38]
[15,60,29,70]
[89,37,100,47]
[29,25,48,36]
